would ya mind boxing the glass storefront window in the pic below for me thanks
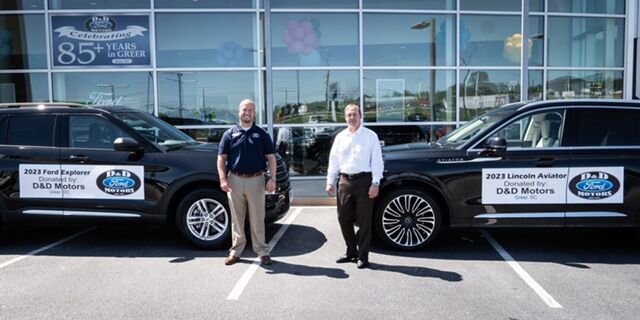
[271,13,358,67]
[460,69,520,120]
[530,0,544,12]
[156,13,257,68]
[528,70,543,101]
[548,0,624,14]
[52,72,154,113]
[460,15,521,67]
[548,17,624,68]
[272,70,359,124]
[0,14,46,70]
[546,70,623,100]
[271,0,357,9]
[363,0,455,10]
[154,0,255,8]
[0,73,48,102]
[460,0,520,11]
[363,70,456,123]
[49,0,149,9]
[0,1,43,10]
[158,71,257,126]
[529,16,544,67]
[364,14,456,66]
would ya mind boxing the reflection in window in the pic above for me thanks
[364,0,454,10]
[156,13,256,67]
[548,0,624,14]
[364,14,455,66]
[7,115,55,146]
[0,14,46,70]
[460,15,521,66]
[48,0,149,9]
[0,1,43,10]
[363,70,456,123]
[460,70,520,120]
[546,70,623,100]
[574,108,640,147]
[528,70,543,101]
[0,73,48,102]
[272,70,359,124]
[460,0,520,11]
[271,13,358,67]
[494,109,565,148]
[157,71,257,126]
[52,72,154,113]
[271,0,357,9]
[529,16,544,67]
[69,116,130,149]
[154,0,254,8]
[548,17,624,68]
[530,0,544,12]
[178,128,228,143]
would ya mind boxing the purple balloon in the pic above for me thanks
[287,21,297,31]
[301,20,313,33]
[313,38,321,48]
[292,27,305,41]
[282,32,293,45]
[291,41,304,54]
[303,33,316,47]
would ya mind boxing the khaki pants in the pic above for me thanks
[227,173,269,257]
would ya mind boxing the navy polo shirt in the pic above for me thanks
[218,124,275,174]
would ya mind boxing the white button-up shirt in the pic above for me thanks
[326,125,384,186]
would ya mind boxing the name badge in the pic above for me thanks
[232,132,242,138]
[252,133,260,138]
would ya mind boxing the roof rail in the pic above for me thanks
[0,102,87,109]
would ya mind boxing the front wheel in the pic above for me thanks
[374,188,441,250]
[176,189,231,249]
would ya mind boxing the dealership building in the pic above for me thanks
[0,0,638,176]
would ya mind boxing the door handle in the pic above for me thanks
[69,155,90,162]
[536,157,554,167]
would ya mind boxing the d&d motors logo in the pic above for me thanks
[569,171,620,200]
[96,169,141,196]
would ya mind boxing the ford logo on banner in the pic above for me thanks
[96,169,141,196]
[569,171,620,200]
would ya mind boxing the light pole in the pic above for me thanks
[412,18,437,139]
[164,72,195,119]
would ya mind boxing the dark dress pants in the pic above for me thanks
[336,173,373,262]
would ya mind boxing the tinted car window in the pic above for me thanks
[493,109,565,148]
[6,115,55,146]
[69,115,131,149]
[0,116,7,144]
[574,108,640,147]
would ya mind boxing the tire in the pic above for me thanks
[176,188,231,250]
[374,187,441,250]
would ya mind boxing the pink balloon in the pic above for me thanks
[291,41,304,54]
[282,32,293,45]
[301,20,313,33]
[303,33,316,47]
[292,27,305,41]
[313,38,321,48]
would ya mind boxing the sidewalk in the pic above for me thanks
[290,178,336,206]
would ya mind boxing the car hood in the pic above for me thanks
[167,142,220,153]
[383,142,463,161]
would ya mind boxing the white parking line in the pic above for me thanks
[0,226,97,270]
[481,230,562,309]
[226,207,302,300]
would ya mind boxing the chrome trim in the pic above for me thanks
[436,157,502,164]
[473,212,564,219]
[566,212,627,218]
[24,210,141,218]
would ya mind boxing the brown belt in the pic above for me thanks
[340,172,371,180]
[231,171,264,178]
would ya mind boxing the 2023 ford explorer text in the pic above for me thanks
[0,103,290,249]
[375,100,640,250]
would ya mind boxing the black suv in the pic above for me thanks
[0,103,290,249]
[376,99,640,250]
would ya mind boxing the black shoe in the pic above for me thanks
[336,254,357,264]
[357,260,369,269]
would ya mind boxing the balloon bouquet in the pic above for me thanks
[282,18,322,66]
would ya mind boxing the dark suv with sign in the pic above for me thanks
[0,103,290,249]
[376,99,640,250]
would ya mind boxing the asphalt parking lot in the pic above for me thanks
[1,206,639,320]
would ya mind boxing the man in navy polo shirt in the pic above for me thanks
[217,99,277,266]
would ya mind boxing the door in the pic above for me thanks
[465,108,570,227]
[58,114,157,221]
[564,107,640,227]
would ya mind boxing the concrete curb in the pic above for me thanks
[291,197,336,206]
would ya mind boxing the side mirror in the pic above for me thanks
[483,137,507,156]
[114,137,143,153]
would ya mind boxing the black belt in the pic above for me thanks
[231,171,264,178]
[340,172,371,180]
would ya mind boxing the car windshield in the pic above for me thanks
[113,111,198,150]
[438,108,515,148]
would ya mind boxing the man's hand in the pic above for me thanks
[266,178,276,193]
[220,179,231,193]
[326,184,335,197]
[368,185,379,199]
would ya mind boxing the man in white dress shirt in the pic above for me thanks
[326,103,384,269]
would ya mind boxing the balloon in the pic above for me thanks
[291,41,304,54]
[303,33,316,47]
[216,41,250,67]
[299,49,321,66]
[283,32,293,45]
[283,18,321,58]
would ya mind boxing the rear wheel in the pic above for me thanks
[375,188,441,250]
[176,189,231,249]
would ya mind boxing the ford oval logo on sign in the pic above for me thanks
[96,169,141,196]
[569,171,620,200]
